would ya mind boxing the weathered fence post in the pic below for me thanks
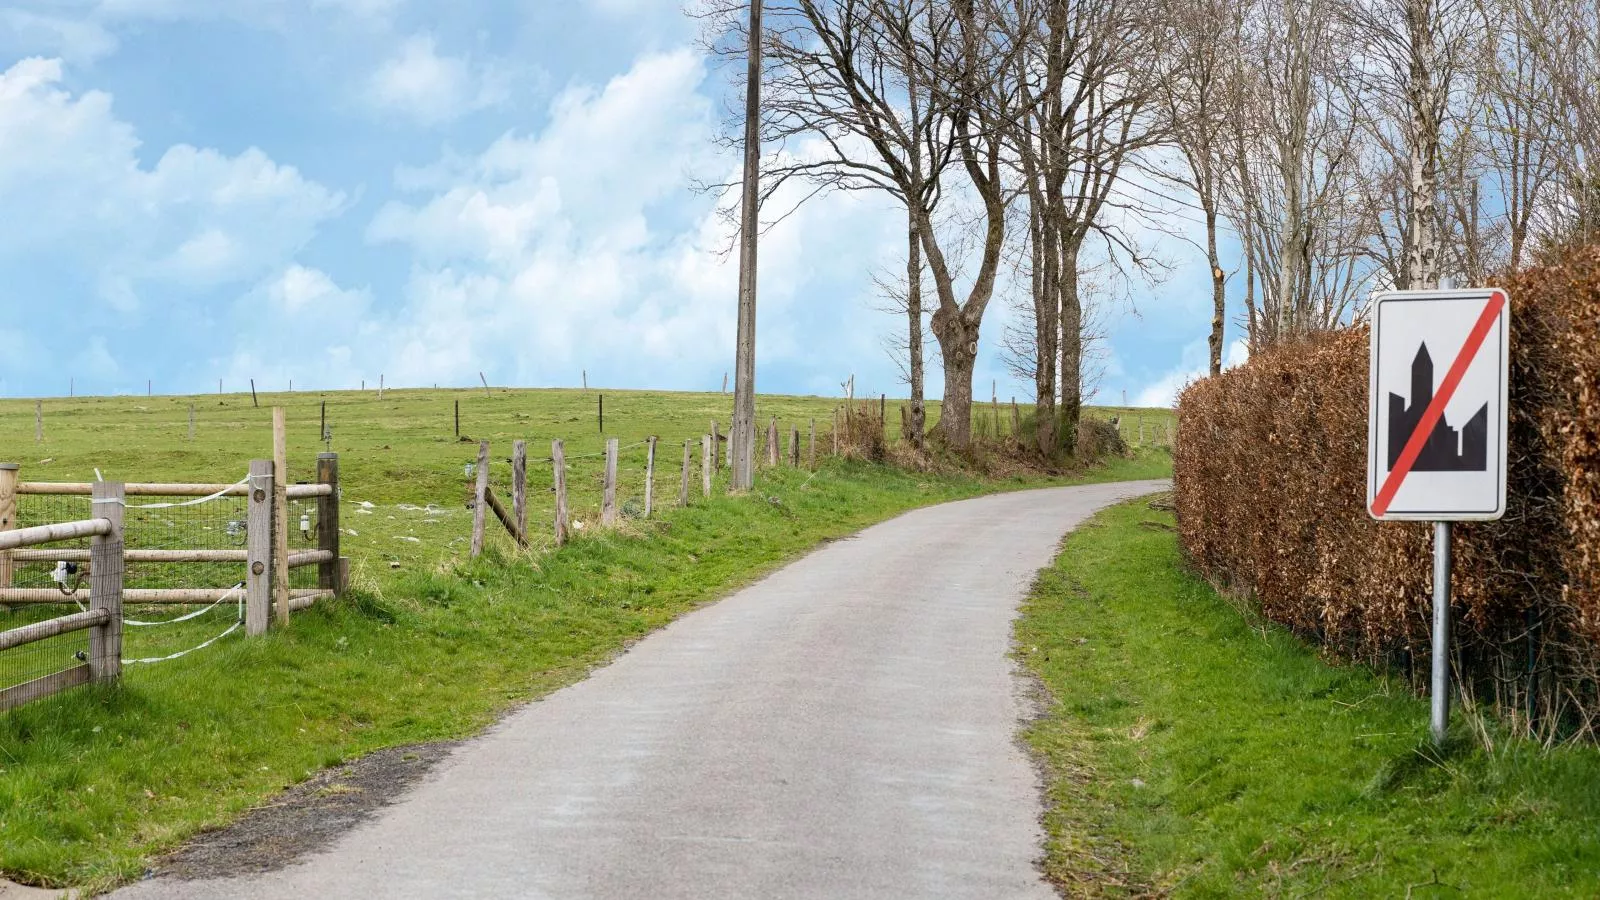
[246,459,273,636]
[89,480,124,683]
[272,407,290,626]
[1011,398,1020,437]
[603,438,619,526]
[809,419,816,470]
[702,434,713,497]
[644,436,657,517]
[552,440,569,546]
[767,418,779,466]
[35,401,42,443]
[712,421,721,473]
[790,426,799,466]
[512,440,528,538]
[470,439,490,557]
[0,463,16,588]
[251,379,259,408]
[598,394,604,433]
[316,453,344,594]
[679,440,691,507]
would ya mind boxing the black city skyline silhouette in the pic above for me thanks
[1387,342,1489,472]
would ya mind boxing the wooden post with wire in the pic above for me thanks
[644,436,657,517]
[809,419,816,470]
[552,440,569,546]
[702,435,712,497]
[470,440,490,557]
[512,440,528,538]
[790,426,800,467]
[679,440,691,507]
[767,418,779,467]
[712,421,721,473]
[88,480,124,682]
[316,453,344,594]
[246,459,273,636]
[0,463,17,588]
[602,439,619,526]
[272,408,290,626]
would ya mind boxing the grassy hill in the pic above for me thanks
[0,387,1173,891]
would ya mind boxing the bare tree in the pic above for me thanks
[1155,0,1244,375]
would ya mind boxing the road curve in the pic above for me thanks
[119,480,1168,900]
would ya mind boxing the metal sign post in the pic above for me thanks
[1368,286,1510,746]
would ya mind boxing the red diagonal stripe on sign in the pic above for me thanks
[1371,291,1506,517]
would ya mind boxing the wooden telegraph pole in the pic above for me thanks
[730,0,763,492]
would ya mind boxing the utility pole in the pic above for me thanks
[730,0,763,492]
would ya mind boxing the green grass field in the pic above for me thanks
[0,387,1173,892]
[1019,498,1600,898]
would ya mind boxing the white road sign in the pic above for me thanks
[1367,288,1510,521]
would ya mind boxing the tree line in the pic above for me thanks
[697,0,1600,453]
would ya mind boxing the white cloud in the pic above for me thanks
[0,10,118,63]
[365,34,510,126]
[1134,337,1249,408]
[0,57,345,309]
[226,47,901,392]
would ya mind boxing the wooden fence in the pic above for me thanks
[0,453,348,710]
[468,416,825,556]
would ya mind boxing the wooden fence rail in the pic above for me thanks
[0,481,121,711]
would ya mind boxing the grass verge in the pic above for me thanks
[1,451,1168,892]
[1018,497,1600,898]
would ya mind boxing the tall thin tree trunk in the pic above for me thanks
[1206,204,1225,376]
[1057,252,1083,452]
[907,215,926,449]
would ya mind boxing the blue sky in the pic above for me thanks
[0,0,1240,407]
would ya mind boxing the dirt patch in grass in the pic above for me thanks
[145,741,458,882]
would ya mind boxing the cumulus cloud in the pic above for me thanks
[0,57,345,312]
[200,47,901,393]
[1134,337,1249,407]
[365,34,510,126]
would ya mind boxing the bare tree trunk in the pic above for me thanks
[1404,0,1443,290]
[1058,254,1083,449]
[907,215,926,449]
[1206,204,1225,375]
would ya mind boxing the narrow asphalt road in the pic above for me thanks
[119,480,1167,900]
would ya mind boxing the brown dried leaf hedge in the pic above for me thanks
[1174,247,1600,730]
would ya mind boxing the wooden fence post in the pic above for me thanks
[89,481,124,683]
[512,440,528,538]
[702,435,713,497]
[712,421,721,472]
[316,453,344,594]
[1011,398,1020,437]
[251,379,259,408]
[603,439,619,526]
[598,394,604,433]
[679,440,691,506]
[768,418,779,466]
[470,439,490,557]
[552,440,569,546]
[809,419,816,470]
[35,400,42,443]
[644,437,657,517]
[246,459,273,636]
[0,463,16,588]
[272,407,290,626]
